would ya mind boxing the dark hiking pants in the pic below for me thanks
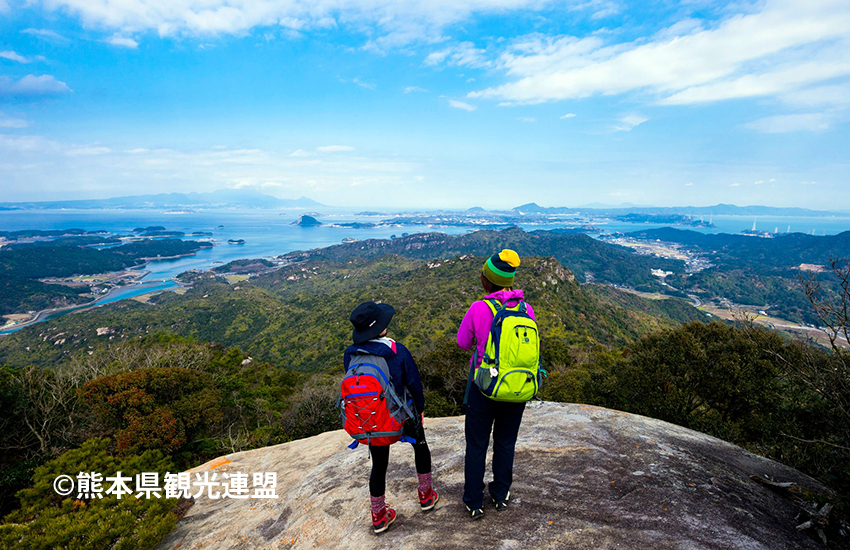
[463,385,526,510]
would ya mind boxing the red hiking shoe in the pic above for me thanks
[372,506,397,534]
[418,487,440,512]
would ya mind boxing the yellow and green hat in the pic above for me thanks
[482,249,521,287]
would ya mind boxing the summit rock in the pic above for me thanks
[156,402,826,550]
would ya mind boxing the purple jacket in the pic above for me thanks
[457,289,535,368]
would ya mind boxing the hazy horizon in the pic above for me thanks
[1,0,848,210]
[4,187,850,215]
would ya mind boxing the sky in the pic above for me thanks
[0,0,848,210]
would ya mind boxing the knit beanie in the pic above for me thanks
[482,249,521,287]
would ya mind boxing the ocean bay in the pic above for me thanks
[3,208,850,284]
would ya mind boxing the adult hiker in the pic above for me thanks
[457,249,542,520]
[342,301,439,535]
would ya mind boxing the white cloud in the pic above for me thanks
[352,77,375,89]
[754,180,764,185]
[66,146,112,156]
[424,49,451,66]
[612,114,647,132]
[339,76,376,89]
[0,51,31,63]
[34,0,558,48]
[0,115,28,128]
[0,134,58,152]
[780,83,850,108]
[590,4,619,20]
[516,116,536,122]
[0,75,72,96]
[424,41,490,68]
[316,145,355,152]
[661,62,850,105]
[290,148,313,156]
[800,180,817,185]
[684,182,694,186]
[448,99,476,111]
[730,182,741,187]
[404,86,428,93]
[742,113,832,133]
[21,28,68,42]
[106,35,139,48]
[469,0,850,107]
[560,113,576,119]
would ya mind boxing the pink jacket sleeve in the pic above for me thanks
[457,302,478,350]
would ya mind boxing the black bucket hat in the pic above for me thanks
[350,301,395,344]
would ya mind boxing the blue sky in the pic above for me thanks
[0,0,848,210]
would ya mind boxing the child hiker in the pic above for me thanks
[343,301,439,534]
[457,249,538,520]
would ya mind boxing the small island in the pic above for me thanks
[227,239,246,245]
[133,225,166,233]
[293,215,322,227]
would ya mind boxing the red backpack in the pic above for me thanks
[340,353,414,447]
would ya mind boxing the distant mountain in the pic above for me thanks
[666,204,843,217]
[579,202,641,209]
[512,203,843,217]
[465,206,489,214]
[0,189,326,210]
[512,203,576,214]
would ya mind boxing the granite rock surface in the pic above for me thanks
[157,401,825,550]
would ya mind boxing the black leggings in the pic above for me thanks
[369,442,432,497]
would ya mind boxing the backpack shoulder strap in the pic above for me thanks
[484,298,501,316]
[350,353,415,422]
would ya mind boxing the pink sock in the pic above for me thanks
[417,472,432,493]
[370,495,385,514]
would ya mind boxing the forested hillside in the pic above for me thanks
[627,228,850,323]
[0,254,702,370]
[282,227,685,291]
[1,250,847,548]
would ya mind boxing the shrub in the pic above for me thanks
[0,438,178,550]
[80,368,223,456]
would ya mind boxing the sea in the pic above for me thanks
[2,208,850,334]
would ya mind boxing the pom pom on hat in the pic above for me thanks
[499,249,520,268]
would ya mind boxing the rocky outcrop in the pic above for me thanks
[157,402,826,550]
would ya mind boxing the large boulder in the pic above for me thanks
[157,402,825,549]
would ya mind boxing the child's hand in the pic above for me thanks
[420,412,425,426]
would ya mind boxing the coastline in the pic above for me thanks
[0,279,181,335]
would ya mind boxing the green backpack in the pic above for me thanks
[465,298,544,403]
